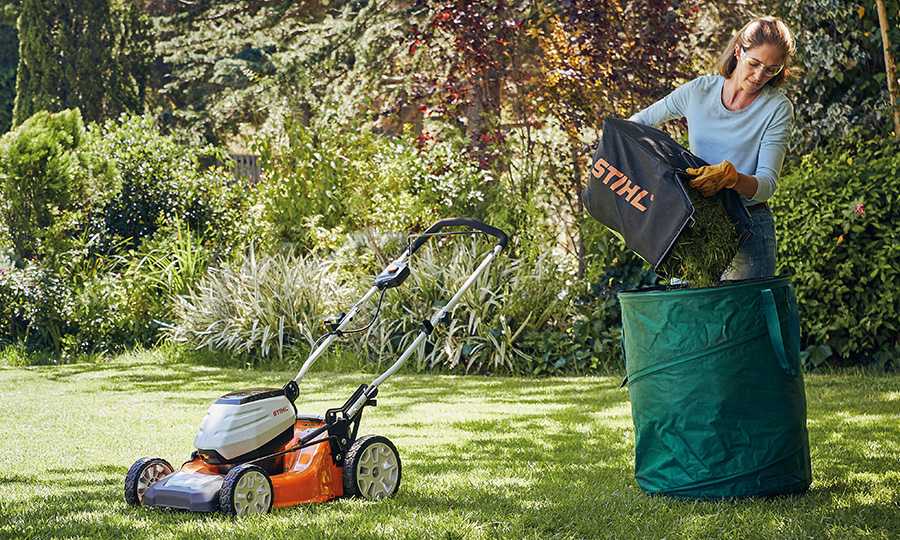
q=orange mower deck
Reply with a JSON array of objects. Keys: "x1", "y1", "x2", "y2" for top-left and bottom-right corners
[{"x1": 176, "y1": 417, "x2": 345, "y2": 508}]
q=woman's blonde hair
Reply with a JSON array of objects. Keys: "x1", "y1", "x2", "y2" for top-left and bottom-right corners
[{"x1": 717, "y1": 16, "x2": 796, "y2": 88}]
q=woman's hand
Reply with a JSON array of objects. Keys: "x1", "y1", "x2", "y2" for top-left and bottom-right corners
[{"x1": 685, "y1": 160, "x2": 739, "y2": 197}]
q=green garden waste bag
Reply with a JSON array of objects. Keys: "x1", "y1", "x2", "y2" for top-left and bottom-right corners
[{"x1": 619, "y1": 277, "x2": 812, "y2": 498}]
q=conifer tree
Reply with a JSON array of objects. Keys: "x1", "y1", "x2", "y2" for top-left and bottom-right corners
[
  {"x1": 0, "y1": 22, "x2": 16, "y2": 132},
  {"x1": 0, "y1": 1, "x2": 18, "y2": 132},
  {"x1": 12, "y1": 0, "x2": 151, "y2": 126}
]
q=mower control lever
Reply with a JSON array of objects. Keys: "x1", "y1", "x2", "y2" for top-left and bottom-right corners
[
  {"x1": 323, "y1": 312, "x2": 346, "y2": 332},
  {"x1": 374, "y1": 261, "x2": 410, "y2": 290}
]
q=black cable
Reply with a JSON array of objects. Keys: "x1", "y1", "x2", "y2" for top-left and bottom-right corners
[
  {"x1": 308, "y1": 329, "x2": 334, "y2": 352},
  {"x1": 312, "y1": 288, "x2": 388, "y2": 347},
  {"x1": 336, "y1": 288, "x2": 388, "y2": 335}
]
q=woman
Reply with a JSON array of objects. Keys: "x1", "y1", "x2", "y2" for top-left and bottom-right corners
[{"x1": 629, "y1": 16, "x2": 796, "y2": 280}]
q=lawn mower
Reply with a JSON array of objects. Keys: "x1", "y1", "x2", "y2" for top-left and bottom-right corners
[{"x1": 124, "y1": 218, "x2": 508, "y2": 516}]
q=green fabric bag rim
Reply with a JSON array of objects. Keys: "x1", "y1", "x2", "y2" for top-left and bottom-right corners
[{"x1": 618, "y1": 275, "x2": 792, "y2": 303}]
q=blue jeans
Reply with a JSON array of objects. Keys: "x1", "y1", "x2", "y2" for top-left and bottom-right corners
[{"x1": 721, "y1": 205, "x2": 776, "y2": 281}]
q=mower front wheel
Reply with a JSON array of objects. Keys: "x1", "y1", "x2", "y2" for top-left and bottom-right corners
[
  {"x1": 219, "y1": 463, "x2": 273, "y2": 516},
  {"x1": 124, "y1": 457, "x2": 174, "y2": 506},
  {"x1": 343, "y1": 435, "x2": 401, "y2": 500}
]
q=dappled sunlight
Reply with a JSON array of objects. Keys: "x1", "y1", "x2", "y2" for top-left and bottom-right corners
[
  {"x1": 590, "y1": 401, "x2": 635, "y2": 431},
  {"x1": 829, "y1": 411, "x2": 897, "y2": 426},
  {"x1": 1, "y1": 357, "x2": 898, "y2": 539}
]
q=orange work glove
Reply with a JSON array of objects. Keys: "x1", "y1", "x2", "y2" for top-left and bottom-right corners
[{"x1": 685, "y1": 160, "x2": 738, "y2": 197}]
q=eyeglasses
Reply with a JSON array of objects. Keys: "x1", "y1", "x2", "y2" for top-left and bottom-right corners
[{"x1": 740, "y1": 47, "x2": 784, "y2": 77}]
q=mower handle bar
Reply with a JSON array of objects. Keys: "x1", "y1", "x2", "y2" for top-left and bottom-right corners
[
  {"x1": 291, "y1": 218, "x2": 508, "y2": 387},
  {"x1": 346, "y1": 241, "x2": 504, "y2": 417},
  {"x1": 409, "y1": 218, "x2": 508, "y2": 255}
]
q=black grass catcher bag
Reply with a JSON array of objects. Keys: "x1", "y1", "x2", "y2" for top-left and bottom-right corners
[{"x1": 581, "y1": 118, "x2": 751, "y2": 269}]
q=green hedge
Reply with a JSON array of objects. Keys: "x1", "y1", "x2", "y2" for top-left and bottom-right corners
[{"x1": 773, "y1": 137, "x2": 899, "y2": 369}]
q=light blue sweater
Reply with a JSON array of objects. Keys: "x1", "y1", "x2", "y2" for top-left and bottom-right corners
[{"x1": 629, "y1": 74, "x2": 793, "y2": 205}]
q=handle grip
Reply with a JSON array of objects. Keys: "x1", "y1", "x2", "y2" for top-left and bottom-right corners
[
  {"x1": 761, "y1": 288, "x2": 797, "y2": 377},
  {"x1": 409, "y1": 218, "x2": 509, "y2": 255}
]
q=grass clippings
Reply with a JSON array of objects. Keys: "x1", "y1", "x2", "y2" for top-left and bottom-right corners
[{"x1": 656, "y1": 186, "x2": 740, "y2": 287}]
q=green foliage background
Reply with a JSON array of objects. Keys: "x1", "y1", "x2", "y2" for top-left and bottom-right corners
[
  {"x1": 0, "y1": 109, "x2": 115, "y2": 264},
  {"x1": 773, "y1": 136, "x2": 900, "y2": 369},
  {"x1": 777, "y1": 0, "x2": 900, "y2": 152},
  {"x1": 0, "y1": 1, "x2": 897, "y2": 371},
  {"x1": 0, "y1": 22, "x2": 15, "y2": 132}
]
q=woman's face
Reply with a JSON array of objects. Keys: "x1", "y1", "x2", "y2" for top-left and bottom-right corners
[{"x1": 733, "y1": 43, "x2": 785, "y2": 93}]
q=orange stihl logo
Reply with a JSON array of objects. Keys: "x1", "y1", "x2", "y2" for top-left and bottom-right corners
[
  {"x1": 273, "y1": 407, "x2": 289, "y2": 416},
  {"x1": 591, "y1": 158, "x2": 654, "y2": 212}
]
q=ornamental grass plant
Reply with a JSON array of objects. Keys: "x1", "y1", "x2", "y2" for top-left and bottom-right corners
[
  {"x1": 165, "y1": 247, "x2": 354, "y2": 360},
  {"x1": 354, "y1": 236, "x2": 568, "y2": 374}
]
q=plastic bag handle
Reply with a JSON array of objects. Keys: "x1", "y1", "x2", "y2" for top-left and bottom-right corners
[{"x1": 761, "y1": 288, "x2": 796, "y2": 376}]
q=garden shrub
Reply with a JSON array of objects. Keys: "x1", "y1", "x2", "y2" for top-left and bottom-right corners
[
  {"x1": 85, "y1": 114, "x2": 233, "y2": 252},
  {"x1": 0, "y1": 109, "x2": 115, "y2": 265},
  {"x1": 117, "y1": 221, "x2": 212, "y2": 342},
  {"x1": 773, "y1": 136, "x2": 899, "y2": 369},
  {"x1": 0, "y1": 245, "x2": 159, "y2": 358},
  {"x1": 66, "y1": 271, "x2": 133, "y2": 355},
  {"x1": 571, "y1": 221, "x2": 659, "y2": 373},
  {"x1": 166, "y1": 235, "x2": 591, "y2": 375},
  {"x1": 257, "y1": 120, "x2": 490, "y2": 251},
  {"x1": 45, "y1": 222, "x2": 212, "y2": 356},
  {"x1": 0, "y1": 259, "x2": 76, "y2": 354},
  {"x1": 190, "y1": 167, "x2": 270, "y2": 258},
  {"x1": 0, "y1": 112, "x2": 248, "y2": 359},
  {"x1": 776, "y1": 0, "x2": 898, "y2": 153}
]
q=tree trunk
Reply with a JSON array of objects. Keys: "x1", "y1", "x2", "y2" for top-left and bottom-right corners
[
  {"x1": 875, "y1": 0, "x2": 900, "y2": 140},
  {"x1": 571, "y1": 144, "x2": 586, "y2": 278},
  {"x1": 465, "y1": 71, "x2": 501, "y2": 168}
]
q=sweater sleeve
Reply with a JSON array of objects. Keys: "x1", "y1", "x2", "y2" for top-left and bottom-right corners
[
  {"x1": 751, "y1": 99, "x2": 794, "y2": 203},
  {"x1": 628, "y1": 78, "x2": 696, "y2": 127}
]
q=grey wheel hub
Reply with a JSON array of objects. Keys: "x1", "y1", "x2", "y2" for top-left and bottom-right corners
[
  {"x1": 233, "y1": 471, "x2": 271, "y2": 515},
  {"x1": 137, "y1": 462, "x2": 172, "y2": 503},
  {"x1": 356, "y1": 442, "x2": 399, "y2": 499}
]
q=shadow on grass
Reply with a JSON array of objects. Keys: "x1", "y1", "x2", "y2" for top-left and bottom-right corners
[
  {"x1": 2, "y1": 361, "x2": 897, "y2": 539},
  {"x1": 392, "y1": 383, "x2": 899, "y2": 539},
  {"x1": 0, "y1": 465, "x2": 223, "y2": 539}
]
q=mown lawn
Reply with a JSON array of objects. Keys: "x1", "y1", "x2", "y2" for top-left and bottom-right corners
[{"x1": 0, "y1": 351, "x2": 897, "y2": 540}]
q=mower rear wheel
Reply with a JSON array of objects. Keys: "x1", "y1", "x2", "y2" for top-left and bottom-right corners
[
  {"x1": 343, "y1": 435, "x2": 401, "y2": 500},
  {"x1": 124, "y1": 457, "x2": 174, "y2": 506},
  {"x1": 219, "y1": 464, "x2": 273, "y2": 516}
]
